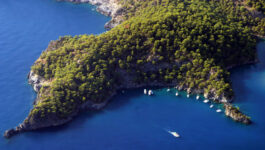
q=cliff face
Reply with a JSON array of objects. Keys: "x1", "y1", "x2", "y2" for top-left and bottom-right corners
[
  {"x1": 224, "y1": 104, "x2": 251, "y2": 124},
  {"x1": 4, "y1": 69, "x2": 113, "y2": 138},
  {"x1": 4, "y1": 71, "x2": 111, "y2": 138},
  {"x1": 4, "y1": 0, "x2": 261, "y2": 138},
  {"x1": 2, "y1": 50, "x2": 235, "y2": 139},
  {"x1": 57, "y1": 0, "x2": 124, "y2": 28},
  {"x1": 28, "y1": 71, "x2": 44, "y2": 93},
  {"x1": 4, "y1": 0, "x2": 125, "y2": 137}
]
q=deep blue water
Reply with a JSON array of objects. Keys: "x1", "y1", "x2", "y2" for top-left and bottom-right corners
[{"x1": 0, "y1": 0, "x2": 265, "y2": 150}]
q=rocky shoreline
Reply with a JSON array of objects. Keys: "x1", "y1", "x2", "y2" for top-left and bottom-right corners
[
  {"x1": 4, "y1": 0, "x2": 125, "y2": 138},
  {"x1": 57, "y1": 0, "x2": 124, "y2": 29},
  {"x1": 3, "y1": 0, "x2": 255, "y2": 139},
  {"x1": 224, "y1": 104, "x2": 251, "y2": 124},
  {"x1": 4, "y1": 62, "x2": 251, "y2": 138},
  {"x1": 4, "y1": 71, "x2": 112, "y2": 138},
  {"x1": 4, "y1": 45, "x2": 254, "y2": 138}
]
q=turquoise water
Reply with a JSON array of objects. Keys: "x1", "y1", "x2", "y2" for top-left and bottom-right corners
[{"x1": 0, "y1": 0, "x2": 265, "y2": 149}]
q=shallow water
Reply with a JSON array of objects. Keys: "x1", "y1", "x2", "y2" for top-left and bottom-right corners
[{"x1": 0, "y1": 0, "x2": 265, "y2": 150}]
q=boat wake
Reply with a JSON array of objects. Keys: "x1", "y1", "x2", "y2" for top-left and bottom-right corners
[{"x1": 166, "y1": 130, "x2": 180, "y2": 138}]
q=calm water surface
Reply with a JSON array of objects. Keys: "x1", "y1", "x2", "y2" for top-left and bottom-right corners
[{"x1": 0, "y1": 0, "x2": 265, "y2": 150}]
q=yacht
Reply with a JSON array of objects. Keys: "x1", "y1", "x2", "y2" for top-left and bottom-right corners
[
  {"x1": 203, "y1": 99, "x2": 209, "y2": 103},
  {"x1": 148, "y1": 90, "x2": 153, "y2": 96},
  {"x1": 168, "y1": 131, "x2": 180, "y2": 138},
  {"x1": 144, "y1": 89, "x2": 147, "y2": 95},
  {"x1": 216, "y1": 109, "x2": 222, "y2": 113}
]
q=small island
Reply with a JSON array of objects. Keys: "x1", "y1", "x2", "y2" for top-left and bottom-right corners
[{"x1": 4, "y1": 0, "x2": 265, "y2": 138}]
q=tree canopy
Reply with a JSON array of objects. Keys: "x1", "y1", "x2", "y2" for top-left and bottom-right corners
[{"x1": 27, "y1": 0, "x2": 264, "y2": 122}]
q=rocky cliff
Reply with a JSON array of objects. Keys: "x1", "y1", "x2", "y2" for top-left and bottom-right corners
[
  {"x1": 224, "y1": 104, "x2": 251, "y2": 124},
  {"x1": 57, "y1": 0, "x2": 124, "y2": 29},
  {"x1": 4, "y1": 0, "x2": 259, "y2": 138},
  {"x1": 4, "y1": 70, "x2": 111, "y2": 138},
  {"x1": 3, "y1": 60, "x2": 244, "y2": 138}
]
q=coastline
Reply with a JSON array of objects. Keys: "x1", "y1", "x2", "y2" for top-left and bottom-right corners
[
  {"x1": 4, "y1": 60, "x2": 251, "y2": 138},
  {"x1": 57, "y1": 0, "x2": 124, "y2": 29},
  {"x1": 3, "y1": 0, "x2": 258, "y2": 138}
]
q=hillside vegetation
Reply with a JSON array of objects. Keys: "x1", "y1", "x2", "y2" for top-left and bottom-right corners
[
  {"x1": 246, "y1": 0, "x2": 265, "y2": 14},
  {"x1": 26, "y1": 0, "x2": 264, "y2": 124}
]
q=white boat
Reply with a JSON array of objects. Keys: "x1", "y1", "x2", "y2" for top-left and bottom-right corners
[
  {"x1": 144, "y1": 89, "x2": 147, "y2": 95},
  {"x1": 210, "y1": 104, "x2": 214, "y2": 108},
  {"x1": 203, "y1": 99, "x2": 209, "y2": 103},
  {"x1": 175, "y1": 92, "x2": 179, "y2": 96},
  {"x1": 187, "y1": 94, "x2": 190, "y2": 98},
  {"x1": 148, "y1": 90, "x2": 153, "y2": 96},
  {"x1": 196, "y1": 95, "x2": 200, "y2": 100},
  {"x1": 167, "y1": 88, "x2": 170, "y2": 92},
  {"x1": 168, "y1": 131, "x2": 180, "y2": 138},
  {"x1": 216, "y1": 109, "x2": 222, "y2": 113}
]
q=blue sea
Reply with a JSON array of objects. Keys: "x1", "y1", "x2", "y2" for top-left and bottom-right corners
[{"x1": 0, "y1": 0, "x2": 265, "y2": 149}]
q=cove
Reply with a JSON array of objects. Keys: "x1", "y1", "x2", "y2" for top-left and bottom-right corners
[{"x1": 0, "y1": 0, "x2": 265, "y2": 150}]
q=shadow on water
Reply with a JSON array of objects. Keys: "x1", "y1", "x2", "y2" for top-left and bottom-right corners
[
  {"x1": 107, "y1": 87, "x2": 166, "y2": 110},
  {"x1": 25, "y1": 41, "x2": 265, "y2": 138},
  {"x1": 24, "y1": 88, "x2": 146, "y2": 137},
  {"x1": 106, "y1": 89, "x2": 143, "y2": 110},
  {"x1": 24, "y1": 111, "x2": 103, "y2": 136},
  {"x1": 229, "y1": 41, "x2": 265, "y2": 103}
]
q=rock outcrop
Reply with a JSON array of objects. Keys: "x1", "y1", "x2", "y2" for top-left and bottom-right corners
[
  {"x1": 4, "y1": 0, "x2": 257, "y2": 139},
  {"x1": 57, "y1": 0, "x2": 124, "y2": 29},
  {"x1": 4, "y1": 123, "x2": 27, "y2": 139},
  {"x1": 4, "y1": 70, "x2": 112, "y2": 138},
  {"x1": 4, "y1": 61, "x2": 245, "y2": 138},
  {"x1": 224, "y1": 104, "x2": 251, "y2": 124},
  {"x1": 28, "y1": 71, "x2": 44, "y2": 93}
]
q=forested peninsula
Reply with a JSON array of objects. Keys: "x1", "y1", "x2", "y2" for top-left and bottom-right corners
[{"x1": 4, "y1": 0, "x2": 265, "y2": 138}]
